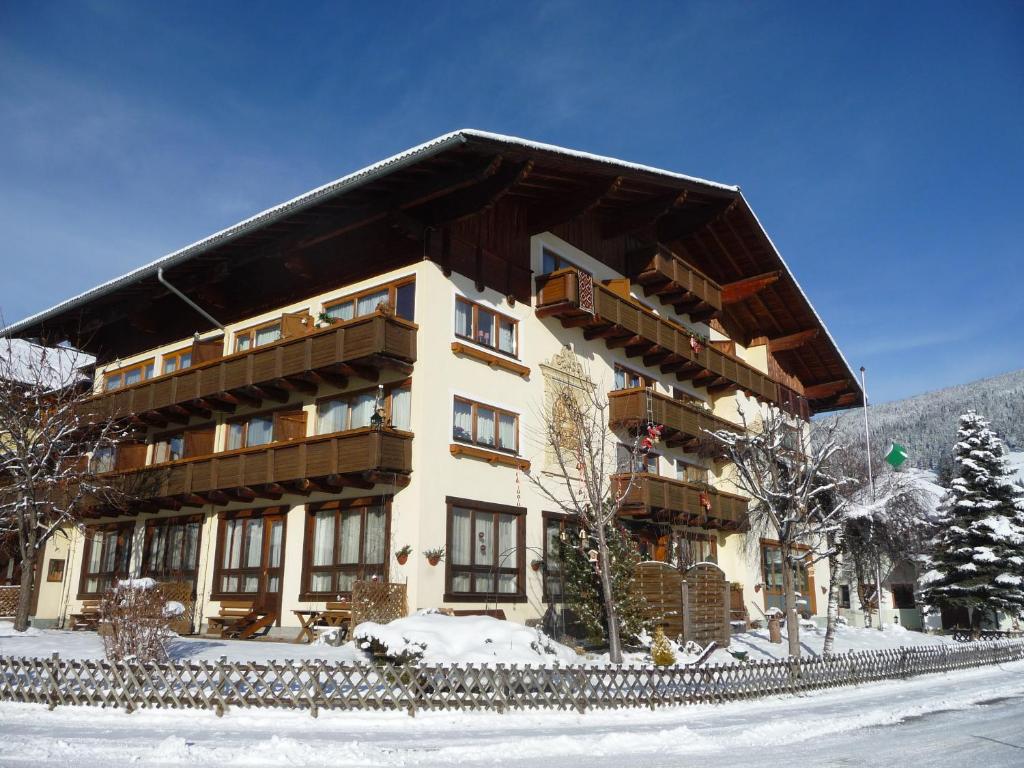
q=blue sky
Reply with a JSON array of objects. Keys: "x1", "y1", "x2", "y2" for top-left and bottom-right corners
[{"x1": 1, "y1": 2, "x2": 1021, "y2": 403}]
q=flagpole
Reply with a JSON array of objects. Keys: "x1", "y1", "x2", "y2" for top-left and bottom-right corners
[{"x1": 859, "y1": 366, "x2": 885, "y2": 631}]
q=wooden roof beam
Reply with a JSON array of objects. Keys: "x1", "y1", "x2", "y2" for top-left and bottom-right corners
[
  {"x1": 527, "y1": 176, "x2": 623, "y2": 234},
  {"x1": 767, "y1": 328, "x2": 819, "y2": 352},
  {"x1": 804, "y1": 379, "x2": 852, "y2": 399},
  {"x1": 415, "y1": 161, "x2": 533, "y2": 227},
  {"x1": 721, "y1": 271, "x2": 781, "y2": 304}
]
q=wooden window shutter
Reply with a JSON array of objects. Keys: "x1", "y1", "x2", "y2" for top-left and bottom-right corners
[
  {"x1": 184, "y1": 426, "x2": 216, "y2": 458},
  {"x1": 275, "y1": 410, "x2": 307, "y2": 442},
  {"x1": 191, "y1": 336, "x2": 225, "y2": 365},
  {"x1": 281, "y1": 311, "x2": 312, "y2": 340},
  {"x1": 114, "y1": 441, "x2": 148, "y2": 471}
]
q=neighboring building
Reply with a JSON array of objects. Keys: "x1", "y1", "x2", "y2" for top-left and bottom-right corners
[{"x1": 2, "y1": 130, "x2": 862, "y2": 635}]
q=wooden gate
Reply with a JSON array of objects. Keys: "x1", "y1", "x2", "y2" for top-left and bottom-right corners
[
  {"x1": 681, "y1": 563, "x2": 730, "y2": 647},
  {"x1": 635, "y1": 561, "x2": 684, "y2": 639}
]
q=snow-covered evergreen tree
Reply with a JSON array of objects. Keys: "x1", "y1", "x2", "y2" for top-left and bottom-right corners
[{"x1": 920, "y1": 411, "x2": 1024, "y2": 625}]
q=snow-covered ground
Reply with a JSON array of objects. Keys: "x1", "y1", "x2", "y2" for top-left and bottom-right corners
[
  {"x1": 1, "y1": 659, "x2": 1021, "y2": 767},
  {"x1": 0, "y1": 616, "x2": 954, "y2": 667}
]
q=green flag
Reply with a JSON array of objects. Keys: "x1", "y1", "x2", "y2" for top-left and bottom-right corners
[{"x1": 884, "y1": 442, "x2": 908, "y2": 468}]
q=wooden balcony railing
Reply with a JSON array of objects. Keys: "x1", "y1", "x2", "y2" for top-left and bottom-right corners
[
  {"x1": 535, "y1": 269, "x2": 779, "y2": 405},
  {"x1": 625, "y1": 245, "x2": 722, "y2": 321},
  {"x1": 608, "y1": 387, "x2": 741, "y2": 450},
  {"x1": 99, "y1": 428, "x2": 412, "y2": 513},
  {"x1": 90, "y1": 313, "x2": 417, "y2": 424},
  {"x1": 613, "y1": 473, "x2": 749, "y2": 532}
]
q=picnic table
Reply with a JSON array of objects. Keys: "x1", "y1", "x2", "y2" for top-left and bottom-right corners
[{"x1": 292, "y1": 601, "x2": 352, "y2": 643}]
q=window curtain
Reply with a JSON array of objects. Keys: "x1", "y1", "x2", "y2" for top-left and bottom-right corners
[
  {"x1": 498, "y1": 414, "x2": 516, "y2": 451},
  {"x1": 451, "y1": 508, "x2": 471, "y2": 566},
  {"x1": 267, "y1": 522, "x2": 283, "y2": 569},
  {"x1": 184, "y1": 523, "x2": 199, "y2": 570},
  {"x1": 390, "y1": 387, "x2": 411, "y2": 430},
  {"x1": 147, "y1": 528, "x2": 166, "y2": 572},
  {"x1": 339, "y1": 511, "x2": 361, "y2": 564},
  {"x1": 474, "y1": 514, "x2": 494, "y2": 566},
  {"x1": 244, "y1": 520, "x2": 263, "y2": 568},
  {"x1": 356, "y1": 290, "x2": 389, "y2": 316},
  {"x1": 246, "y1": 416, "x2": 274, "y2": 446},
  {"x1": 226, "y1": 423, "x2": 245, "y2": 451},
  {"x1": 312, "y1": 511, "x2": 335, "y2": 567},
  {"x1": 498, "y1": 319, "x2": 515, "y2": 355},
  {"x1": 255, "y1": 324, "x2": 281, "y2": 347},
  {"x1": 101, "y1": 532, "x2": 117, "y2": 572},
  {"x1": 326, "y1": 301, "x2": 354, "y2": 322},
  {"x1": 167, "y1": 525, "x2": 184, "y2": 570},
  {"x1": 317, "y1": 399, "x2": 349, "y2": 434},
  {"x1": 476, "y1": 311, "x2": 494, "y2": 346},
  {"x1": 350, "y1": 393, "x2": 374, "y2": 429},
  {"x1": 497, "y1": 514, "x2": 517, "y2": 593},
  {"x1": 476, "y1": 407, "x2": 495, "y2": 446},
  {"x1": 454, "y1": 301, "x2": 471, "y2": 338},
  {"x1": 364, "y1": 509, "x2": 386, "y2": 564},
  {"x1": 453, "y1": 401, "x2": 472, "y2": 442}
]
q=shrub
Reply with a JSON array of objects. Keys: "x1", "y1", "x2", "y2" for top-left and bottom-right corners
[{"x1": 99, "y1": 578, "x2": 175, "y2": 663}]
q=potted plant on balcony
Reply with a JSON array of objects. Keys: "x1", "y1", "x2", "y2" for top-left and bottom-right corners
[
  {"x1": 395, "y1": 545, "x2": 412, "y2": 566},
  {"x1": 423, "y1": 547, "x2": 445, "y2": 566},
  {"x1": 315, "y1": 311, "x2": 340, "y2": 328},
  {"x1": 531, "y1": 558, "x2": 544, "y2": 572}
]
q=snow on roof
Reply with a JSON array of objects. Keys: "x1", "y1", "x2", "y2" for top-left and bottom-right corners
[{"x1": 0, "y1": 338, "x2": 94, "y2": 390}]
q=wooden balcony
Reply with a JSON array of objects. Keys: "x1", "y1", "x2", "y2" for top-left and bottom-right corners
[
  {"x1": 91, "y1": 313, "x2": 417, "y2": 425},
  {"x1": 100, "y1": 428, "x2": 412, "y2": 513},
  {"x1": 625, "y1": 245, "x2": 722, "y2": 322},
  {"x1": 614, "y1": 473, "x2": 749, "y2": 532},
  {"x1": 608, "y1": 387, "x2": 741, "y2": 450},
  {"x1": 535, "y1": 269, "x2": 779, "y2": 405}
]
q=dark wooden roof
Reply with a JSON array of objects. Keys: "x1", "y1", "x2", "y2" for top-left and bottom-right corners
[{"x1": 5, "y1": 130, "x2": 861, "y2": 412}]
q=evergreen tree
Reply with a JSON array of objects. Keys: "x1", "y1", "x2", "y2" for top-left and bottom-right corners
[
  {"x1": 921, "y1": 411, "x2": 1024, "y2": 625},
  {"x1": 558, "y1": 522, "x2": 651, "y2": 645}
]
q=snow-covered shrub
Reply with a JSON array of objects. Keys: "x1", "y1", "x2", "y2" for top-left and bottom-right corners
[{"x1": 99, "y1": 578, "x2": 175, "y2": 663}]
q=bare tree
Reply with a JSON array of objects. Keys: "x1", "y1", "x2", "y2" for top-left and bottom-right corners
[
  {"x1": 710, "y1": 407, "x2": 846, "y2": 658},
  {"x1": 528, "y1": 372, "x2": 646, "y2": 664},
  {"x1": 0, "y1": 337, "x2": 135, "y2": 631}
]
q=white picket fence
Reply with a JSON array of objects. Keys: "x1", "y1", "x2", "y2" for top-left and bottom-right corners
[{"x1": 1, "y1": 640, "x2": 1021, "y2": 717}]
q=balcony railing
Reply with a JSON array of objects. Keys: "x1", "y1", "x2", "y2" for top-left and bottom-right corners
[
  {"x1": 535, "y1": 269, "x2": 779, "y2": 405},
  {"x1": 625, "y1": 245, "x2": 722, "y2": 321},
  {"x1": 100, "y1": 428, "x2": 412, "y2": 512},
  {"x1": 608, "y1": 387, "x2": 741, "y2": 450},
  {"x1": 91, "y1": 313, "x2": 417, "y2": 423},
  {"x1": 613, "y1": 473, "x2": 749, "y2": 531}
]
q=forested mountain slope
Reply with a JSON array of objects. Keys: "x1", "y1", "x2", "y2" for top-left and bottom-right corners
[{"x1": 832, "y1": 369, "x2": 1024, "y2": 470}]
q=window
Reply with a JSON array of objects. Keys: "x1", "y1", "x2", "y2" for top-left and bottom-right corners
[
  {"x1": 79, "y1": 522, "x2": 134, "y2": 596},
  {"x1": 91, "y1": 446, "x2": 116, "y2": 474},
  {"x1": 676, "y1": 458, "x2": 709, "y2": 485},
  {"x1": 152, "y1": 425, "x2": 215, "y2": 464},
  {"x1": 454, "y1": 297, "x2": 518, "y2": 357},
  {"x1": 839, "y1": 584, "x2": 851, "y2": 609},
  {"x1": 316, "y1": 384, "x2": 411, "y2": 435},
  {"x1": 617, "y1": 443, "x2": 657, "y2": 474},
  {"x1": 446, "y1": 497, "x2": 525, "y2": 601},
  {"x1": 47, "y1": 559, "x2": 65, "y2": 583},
  {"x1": 213, "y1": 509, "x2": 286, "y2": 596},
  {"x1": 542, "y1": 513, "x2": 575, "y2": 602},
  {"x1": 453, "y1": 397, "x2": 518, "y2": 453},
  {"x1": 891, "y1": 583, "x2": 916, "y2": 609},
  {"x1": 541, "y1": 248, "x2": 579, "y2": 275},
  {"x1": 677, "y1": 532, "x2": 718, "y2": 568},
  {"x1": 226, "y1": 409, "x2": 307, "y2": 451},
  {"x1": 614, "y1": 365, "x2": 649, "y2": 391},
  {"x1": 103, "y1": 359, "x2": 155, "y2": 391},
  {"x1": 141, "y1": 515, "x2": 202, "y2": 582},
  {"x1": 234, "y1": 320, "x2": 282, "y2": 352},
  {"x1": 761, "y1": 541, "x2": 815, "y2": 614},
  {"x1": 324, "y1": 279, "x2": 416, "y2": 323},
  {"x1": 161, "y1": 348, "x2": 193, "y2": 375},
  {"x1": 303, "y1": 500, "x2": 389, "y2": 598}
]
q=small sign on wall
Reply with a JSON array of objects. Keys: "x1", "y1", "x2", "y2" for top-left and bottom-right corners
[{"x1": 46, "y1": 559, "x2": 65, "y2": 583}]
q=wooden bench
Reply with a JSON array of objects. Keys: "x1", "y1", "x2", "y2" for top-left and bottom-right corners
[
  {"x1": 206, "y1": 600, "x2": 254, "y2": 637},
  {"x1": 70, "y1": 599, "x2": 102, "y2": 631}
]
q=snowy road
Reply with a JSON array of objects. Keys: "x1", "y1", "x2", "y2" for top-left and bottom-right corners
[{"x1": 1, "y1": 662, "x2": 1023, "y2": 767}]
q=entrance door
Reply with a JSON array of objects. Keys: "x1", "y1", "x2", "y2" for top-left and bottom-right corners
[{"x1": 256, "y1": 514, "x2": 285, "y2": 619}]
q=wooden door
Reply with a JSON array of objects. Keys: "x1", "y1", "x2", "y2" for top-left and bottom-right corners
[{"x1": 256, "y1": 514, "x2": 286, "y2": 620}]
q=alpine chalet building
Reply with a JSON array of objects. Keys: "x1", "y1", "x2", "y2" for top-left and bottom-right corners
[{"x1": 3, "y1": 131, "x2": 862, "y2": 637}]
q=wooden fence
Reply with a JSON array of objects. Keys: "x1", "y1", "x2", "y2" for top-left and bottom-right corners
[{"x1": 1, "y1": 640, "x2": 1021, "y2": 717}]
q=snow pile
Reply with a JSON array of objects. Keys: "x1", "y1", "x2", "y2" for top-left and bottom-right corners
[{"x1": 350, "y1": 611, "x2": 584, "y2": 665}]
